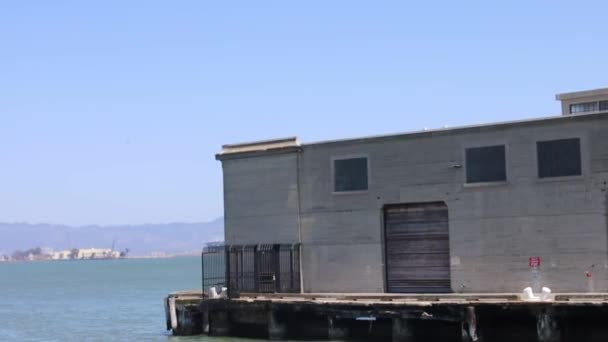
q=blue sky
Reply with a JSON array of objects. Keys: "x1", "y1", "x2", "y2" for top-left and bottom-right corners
[{"x1": 1, "y1": 1, "x2": 606, "y2": 225}]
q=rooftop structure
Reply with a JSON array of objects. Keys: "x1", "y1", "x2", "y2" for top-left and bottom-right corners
[{"x1": 556, "y1": 87, "x2": 608, "y2": 115}]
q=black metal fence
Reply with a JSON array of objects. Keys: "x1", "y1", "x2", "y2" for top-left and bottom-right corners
[
  {"x1": 202, "y1": 244, "x2": 301, "y2": 298},
  {"x1": 201, "y1": 245, "x2": 227, "y2": 291}
]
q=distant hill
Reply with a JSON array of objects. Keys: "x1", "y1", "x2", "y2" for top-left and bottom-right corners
[{"x1": 0, "y1": 218, "x2": 224, "y2": 256}]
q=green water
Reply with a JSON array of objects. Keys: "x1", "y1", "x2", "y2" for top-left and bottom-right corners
[{"x1": 0, "y1": 257, "x2": 257, "y2": 342}]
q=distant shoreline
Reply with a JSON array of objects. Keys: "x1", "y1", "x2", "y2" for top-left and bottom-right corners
[
  {"x1": 0, "y1": 253, "x2": 202, "y2": 263},
  {"x1": 126, "y1": 253, "x2": 201, "y2": 259}
]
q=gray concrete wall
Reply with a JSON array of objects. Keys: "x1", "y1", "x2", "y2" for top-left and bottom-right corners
[
  {"x1": 220, "y1": 113, "x2": 608, "y2": 293},
  {"x1": 222, "y1": 153, "x2": 300, "y2": 245}
]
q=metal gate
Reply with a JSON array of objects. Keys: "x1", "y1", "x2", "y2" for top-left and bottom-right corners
[
  {"x1": 202, "y1": 244, "x2": 300, "y2": 298},
  {"x1": 384, "y1": 202, "x2": 451, "y2": 293}
]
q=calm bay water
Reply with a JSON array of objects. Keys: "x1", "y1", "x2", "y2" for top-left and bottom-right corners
[{"x1": 0, "y1": 257, "x2": 256, "y2": 342}]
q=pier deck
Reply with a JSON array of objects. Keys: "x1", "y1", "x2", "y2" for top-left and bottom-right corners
[{"x1": 165, "y1": 291, "x2": 608, "y2": 341}]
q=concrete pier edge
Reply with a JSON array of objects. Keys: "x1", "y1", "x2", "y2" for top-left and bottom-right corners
[{"x1": 165, "y1": 291, "x2": 608, "y2": 341}]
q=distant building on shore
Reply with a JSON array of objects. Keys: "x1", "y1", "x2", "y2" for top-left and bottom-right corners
[
  {"x1": 51, "y1": 250, "x2": 73, "y2": 260},
  {"x1": 6, "y1": 247, "x2": 124, "y2": 262},
  {"x1": 50, "y1": 248, "x2": 122, "y2": 260},
  {"x1": 75, "y1": 248, "x2": 121, "y2": 260}
]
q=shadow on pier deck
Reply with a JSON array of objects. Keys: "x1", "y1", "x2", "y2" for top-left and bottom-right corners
[{"x1": 165, "y1": 291, "x2": 608, "y2": 341}]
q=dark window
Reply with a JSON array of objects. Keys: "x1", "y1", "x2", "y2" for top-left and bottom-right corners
[
  {"x1": 570, "y1": 102, "x2": 598, "y2": 114},
  {"x1": 600, "y1": 101, "x2": 608, "y2": 111},
  {"x1": 465, "y1": 145, "x2": 507, "y2": 183},
  {"x1": 537, "y1": 138, "x2": 582, "y2": 178},
  {"x1": 334, "y1": 157, "x2": 368, "y2": 192}
]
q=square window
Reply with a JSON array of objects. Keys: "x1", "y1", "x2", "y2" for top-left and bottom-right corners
[
  {"x1": 334, "y1": 157, "x2": 368, "y2": 192},
  {"x1": 465, "y1": 145, "x2": 507, "y2": 183},
  {"x1": 600, "y1": 101, "x2": 608, "y2": 111},
  {"x1": 537, "y1": 138, "x2": 582, "y2": 178}
]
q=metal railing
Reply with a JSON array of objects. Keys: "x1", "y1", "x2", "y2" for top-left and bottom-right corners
[
  {"x1": 201, "y1": 245, "x2": 227, "y2": 291},
  {"x1": 202, "y1": 243, "x2": 301, "y2": 298}
]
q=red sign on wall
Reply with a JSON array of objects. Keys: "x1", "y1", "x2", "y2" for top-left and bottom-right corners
[{"x1": 529, "y1": 256, "x2": 541, "y2": 268}]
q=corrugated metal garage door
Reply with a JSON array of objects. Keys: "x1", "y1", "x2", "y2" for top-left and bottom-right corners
[{"x1": 384, "y1": 202, "x2": 451, "y2": 293}]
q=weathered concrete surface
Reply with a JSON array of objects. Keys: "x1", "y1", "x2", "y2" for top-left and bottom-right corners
[
  {"x1": 327, "y1": 316, "x2": 349, "y2": 339},
  {"x1": 219, "y1": 111, "x2": 608, "y2": 293},
  {"x1": 537, "y1": 308, "x2": 562, "y2": 342},
  {"x1": 221, "y1": 153, "x2": 301, "y2": 245},
  {"x1": 165, "y1": 291, "x2": 206, "y2": 336},
  {"x1": 167, "y1": 291, "x2": 608, "y2": 340},
  {"x1": 268, "y1": 309, "x2": 287, "y2": 340},
  {"x1": 209, "y1": 310, "x2": 230, "y2": 336},
  {"x1": 184, "y1": 294, "x2": 608, "y2": 341},
  {"x1": 392, "y1": 318, "x2": 414, "y2": 342},
  {"x1": 461, "y1": 306, "x2": 478, "y2": 342}
]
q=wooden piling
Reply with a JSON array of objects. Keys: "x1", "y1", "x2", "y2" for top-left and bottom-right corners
[
  {"x1": 328, "y1": 317, "x2": 349, "y2": 340},
  {"x1": 209, "y1": 310, "x2": 230, "y2": 336},
  {"x1": 268, "y1": 310, "x2": 287, "y2": 340},
  {"x1": 461, "y1": 306, "x2": 478, "y2": 342},
  {"x1": 392, "y1": 318, "x2": 414, "y2": 342},
  {"x1": 537, "y1": 308, "x2": 561, "y2": 342}
]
